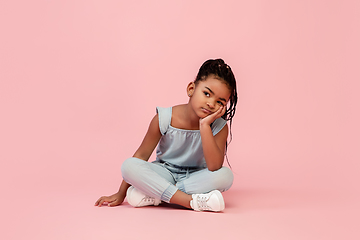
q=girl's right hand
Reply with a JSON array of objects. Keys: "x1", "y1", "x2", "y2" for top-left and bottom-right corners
[
  {"x1": 95, "y1": 192, "x2": 125, "y2": 207},
  {"x1": 200, "y1": 106, "x2": 226, "y2": 127}
]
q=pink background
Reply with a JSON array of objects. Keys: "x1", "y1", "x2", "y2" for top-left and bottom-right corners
[{"x1": 1, "y1": 0, "x2": 359, "y2": 239}]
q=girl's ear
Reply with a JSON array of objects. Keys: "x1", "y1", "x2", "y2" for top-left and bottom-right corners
[{"x1": 187, "y1": 82, "x2": 195, "y2": 97}]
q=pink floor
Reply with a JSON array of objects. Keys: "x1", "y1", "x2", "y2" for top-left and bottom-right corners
[
  {"x1": 3, "y1": 181, "x2": 360, "y2": 239},
  {"x1": 2, "y1": 135, "x2": 359, "y2": 239}
]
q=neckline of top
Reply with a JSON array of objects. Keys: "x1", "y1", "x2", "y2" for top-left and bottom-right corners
[
  {"x1": 168, "y1": 125, "x2": 200, "y2": 132},
  {"x1": 168, "y1": 106, "x2": 200, "y2": 132}
]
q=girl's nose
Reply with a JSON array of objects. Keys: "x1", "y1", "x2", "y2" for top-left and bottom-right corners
[{"x1": 207, "y1": 102, "x2": 215, "y2": 109}]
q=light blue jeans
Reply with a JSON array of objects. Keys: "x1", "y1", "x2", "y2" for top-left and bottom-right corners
[{"x1": 121, "y1": 157, "x2": 234, "y2": 203}]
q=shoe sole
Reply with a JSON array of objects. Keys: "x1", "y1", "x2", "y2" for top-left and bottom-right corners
[
  {"x1": 211, "y1": 190, "x2": 225, "y2": 212},
  {"x1": 126, "y1": 186, "x2": 161, "y2": 207},
  {"x1": 126, "y1": 186, "x2": 137, "y2": 206}
]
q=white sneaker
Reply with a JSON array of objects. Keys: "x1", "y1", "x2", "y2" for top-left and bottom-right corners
[
  {"x1": 126, "y1": 186, "x2": 161, "y2": 207},
  {"x1": 190, "y1": 190, "x2": 225, "y2": 212}
]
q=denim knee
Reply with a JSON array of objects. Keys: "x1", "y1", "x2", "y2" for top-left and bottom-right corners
[
  {"x1": 211, "y1": 167, "x2": 234, "y2": 192},
  {"x1": 121, "y1": 157, "x2": 142, "y2": 183}
]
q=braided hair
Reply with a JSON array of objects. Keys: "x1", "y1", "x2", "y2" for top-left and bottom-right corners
[{"x1": 194, "y1": 59, "x2": 237, "y2": 121}]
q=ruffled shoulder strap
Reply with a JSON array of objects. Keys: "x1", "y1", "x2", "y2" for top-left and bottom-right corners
[{"x1": 156, "y1": 106, "x2": 172, "y2": 135}]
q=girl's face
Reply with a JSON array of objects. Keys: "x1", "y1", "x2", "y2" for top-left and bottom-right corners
[{"x1": 188, "y1": 75, "x2": 231, "y2": 118}]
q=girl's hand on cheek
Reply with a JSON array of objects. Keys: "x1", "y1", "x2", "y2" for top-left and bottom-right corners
[{"x1": 199, "y1": 106, "x2": 226, "y2": 127}]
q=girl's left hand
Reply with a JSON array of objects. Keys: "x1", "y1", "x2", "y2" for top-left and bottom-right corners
[{"x1": 199, "y1": 106, "x2": 226, "y2": 126}]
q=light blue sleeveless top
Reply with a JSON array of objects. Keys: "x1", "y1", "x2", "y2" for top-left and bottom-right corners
[{"x1": 155, "y1": 106, "x2": 227, "y2": 168}]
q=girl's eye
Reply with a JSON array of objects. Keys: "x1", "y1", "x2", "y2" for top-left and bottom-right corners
[
  {"x1": 217, "y1": 101, "x2": 224, "y2": 106},
  {"x1": 204, "y1": 91, "x2": 210, "y2": 97}
]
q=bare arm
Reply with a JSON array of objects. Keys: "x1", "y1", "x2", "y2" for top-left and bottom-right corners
[
  {"x1": 132, "y1": 114, "x2": 162, "y2": 161},
  {"x1": 95, "y1": 114, "x2": 162, "y2": 207},
  {"x1": 199, "y1": 106, "x2": 228, "y2": 171}
]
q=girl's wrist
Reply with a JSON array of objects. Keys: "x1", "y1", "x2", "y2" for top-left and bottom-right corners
[
  {"x1": 116, "y1": 186, "x2": 128, "y2": 196},
  {"x1": 116, "y1": 190, "x2": 126, "y2": 199},
  {"x1": 199, "y1": 121, "x2": 211, "y2": 130}
]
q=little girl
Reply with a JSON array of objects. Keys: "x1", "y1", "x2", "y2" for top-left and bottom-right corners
[{"x1": 95, "y1": 59, "x2": 238, "y2": 212}]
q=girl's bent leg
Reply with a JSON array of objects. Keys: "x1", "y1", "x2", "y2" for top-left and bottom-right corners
[
  {"x1": 169, "y1": 167, "x2": 233, "y2": 211},
  {"x1": 176, "y1": 167, "x2": 234, "y2": 195},
  {"x1": 121, "y1": 157, "x2": 178, "y2": 203}
]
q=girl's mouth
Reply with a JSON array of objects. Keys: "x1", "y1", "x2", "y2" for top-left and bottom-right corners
[{"x1": 201, "y1": 108, "x2": 212, "y2": 114}]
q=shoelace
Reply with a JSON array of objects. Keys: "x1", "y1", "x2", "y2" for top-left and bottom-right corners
[
  {"x1": 143, "y1": 196, "x2": 154, "y2": 203},
  {"x1": 197, "y1": 195, "x2": 211, "y2": 210}
]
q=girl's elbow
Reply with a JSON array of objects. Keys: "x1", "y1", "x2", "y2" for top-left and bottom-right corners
[
  {"x1": 207, "y1": 164, "x2": 223, "y2": 172},
  {"x1": 205, "y1": 156, "x2": 224, "y2": 171},
  {"x1": 208, "y1": 168, "x2": 220, "y2": 172}
]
